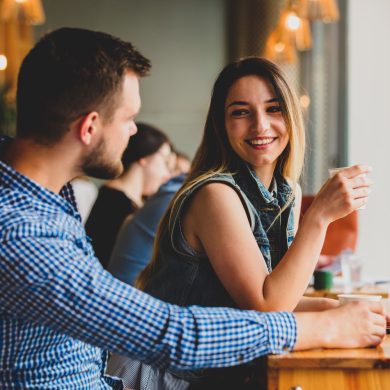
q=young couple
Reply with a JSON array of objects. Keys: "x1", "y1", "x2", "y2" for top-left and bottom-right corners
[{"x1": 0, "y1": 28, "x2": 386, "y2": 390}]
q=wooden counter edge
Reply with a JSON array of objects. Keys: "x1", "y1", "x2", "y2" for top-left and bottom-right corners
[{"x1": 268, "y1": 336, "x2": 390, "y2": 369}]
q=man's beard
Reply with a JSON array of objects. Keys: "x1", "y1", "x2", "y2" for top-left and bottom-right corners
[{"x1": 81, "y1": 138, "x2": 124, "y2": 180}]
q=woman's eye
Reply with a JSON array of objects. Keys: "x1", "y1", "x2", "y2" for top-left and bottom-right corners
[
  {"x1": 267, "y1": 105, "x2": 282, "y2": 113},
  {"x1": 231, "y1": 109, "x2": 249, "y2": 116}
]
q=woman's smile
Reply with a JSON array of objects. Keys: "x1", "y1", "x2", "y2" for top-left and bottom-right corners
[{"x1": 245, "y1": 136, "x2": 277, "y2": 149}]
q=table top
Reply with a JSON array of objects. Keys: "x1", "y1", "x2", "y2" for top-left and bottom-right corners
[
  {"x1": 305, "y1": 285, "x2": 389, "y2": 299},
  {"x1": 268, "y1": 336, "x2": 390, "y2": 369}
]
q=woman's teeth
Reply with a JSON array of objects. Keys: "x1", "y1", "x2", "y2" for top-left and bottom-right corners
[{"x1": 248, "y1": 138, "x2": 274, "y2": 146}]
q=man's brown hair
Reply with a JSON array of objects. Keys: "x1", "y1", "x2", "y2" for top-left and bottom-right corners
[{"x1": 16, "y1": 27, "x2": 151, "y2": 145}]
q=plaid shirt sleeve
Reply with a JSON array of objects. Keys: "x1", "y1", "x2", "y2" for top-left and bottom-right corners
[{"x1": 1, "y1": 232, "x2": 296, "y2": 371}]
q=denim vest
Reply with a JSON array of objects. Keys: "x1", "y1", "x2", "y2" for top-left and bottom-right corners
[
  {"x1": 145, "y1": 165, "x2": 295, "y2": 310},
  {"x1": 144, "y1": 166, "x2": 295, "y2": 385}
]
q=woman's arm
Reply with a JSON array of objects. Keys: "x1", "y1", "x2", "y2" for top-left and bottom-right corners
[
  {"x1": 292, "y1": 194, "x2": 341, "y2": 313},
  {"x1": 293, "y1": 182, "x2": 302, "y2": 234},
  {"x1": 183, "y1": 165, "x2": 371, "y2": 312}
]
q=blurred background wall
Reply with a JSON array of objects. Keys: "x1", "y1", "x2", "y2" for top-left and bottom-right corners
[
  {"x1": 1, "y1": 0, "x2": 389, "y2": 278},
  {"x1": 348, "y1": 0, "x2": 390, "y2": 278},
  {"x1": 36, "y1": 0, "x2": 226, "y2": 157}
]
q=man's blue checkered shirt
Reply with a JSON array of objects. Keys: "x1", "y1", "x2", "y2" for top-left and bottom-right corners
[{"x1": 0, "y1": 146, "x2": 297, "y2": 389}]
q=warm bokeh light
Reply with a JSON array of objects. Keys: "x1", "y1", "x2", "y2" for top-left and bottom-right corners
[
  {"x1": 300, "y1": 94, "x2": 311, "y2": 109},
  {"x1": 0, "y1": 55, "x2": 8, "y2": 71},
  {"x1": 274, "y1": 42, "x2": 285, "y2": 53},
  {"x1": 286, "y1": 13, "x2": 301, "y2": 31}
]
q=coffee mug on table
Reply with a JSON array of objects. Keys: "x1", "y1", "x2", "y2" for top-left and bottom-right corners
[{"x1": 337, "y1": 294, "x2": 382, "y2": 303}]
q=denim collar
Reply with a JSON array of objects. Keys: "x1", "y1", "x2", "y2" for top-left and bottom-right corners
[{"x1": 234, "y1": 162, "x2": 293, "y2": 207}]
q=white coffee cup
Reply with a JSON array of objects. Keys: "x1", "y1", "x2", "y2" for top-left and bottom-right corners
[
  {"x1": 328, "y1": 166, "x2": 367, "y2": 210},
  {"x1": 328, "y1": 166, "x2": 349, "y2": 177},
  {"x1": 337, "y1": 294, "x2": 382, "y2": 304}
]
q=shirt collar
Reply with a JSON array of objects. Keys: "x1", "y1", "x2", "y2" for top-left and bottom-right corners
[
  {"x1": 0, "y1": 136, "x2": 80, "y2": 219},
  {"x1": 269, "y1": 177, "x2": 278, "y2": 199},
  {"x1": 235, "y1": 162, "x2": 293, "y2": 205}
]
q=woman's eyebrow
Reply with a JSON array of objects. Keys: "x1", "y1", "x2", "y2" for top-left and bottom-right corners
[
  {"x1": 226, "y1": 100, "x2": 248, "y2": 108},
  {"x1": 266, "y1": 97, "x2": 280, "y2": 103},
  {"x1": 226, "y1": 97, "x2": 280, "y2": 108}
]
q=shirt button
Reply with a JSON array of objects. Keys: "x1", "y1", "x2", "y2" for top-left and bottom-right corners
[{"x1": 237, "y1": 354, "x2": 244, "y2": 363}]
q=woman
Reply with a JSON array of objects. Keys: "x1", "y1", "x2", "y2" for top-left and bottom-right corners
[
  {"x1": 113, "y1": 58, "x2": 371, "y2": 388},
  {"x1": 86, "y1": 122, "x2": 172, "y2": 268}
]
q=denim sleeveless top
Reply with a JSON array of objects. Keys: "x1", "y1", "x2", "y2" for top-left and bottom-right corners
[
  {"x1": 145, "y1": 164, "x2": 295, "y2": 307},
  {"x1": 144, "y1": 165, "x2": 295, "y2": 384}
]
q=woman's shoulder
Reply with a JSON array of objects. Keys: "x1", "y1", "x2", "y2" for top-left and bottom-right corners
[
  {"x1": 184, "y1": 172, "x2": 239, "y2": 195},
  {"x1": 171, "y1": 171, "x2": 249, "y2": 222},
  {"x1": 186, "y1": 176, "x2": 250, "y2": 218}
]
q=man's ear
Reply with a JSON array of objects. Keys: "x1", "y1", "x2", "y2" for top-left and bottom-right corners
[
  {"x1": 78, "y1": 112, "x2": 100, "y2": 145},
  {"x1": 138, "y1": 157, "x2": 148, "y2": 167}
]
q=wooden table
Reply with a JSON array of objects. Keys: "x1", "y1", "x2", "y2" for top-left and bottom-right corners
[
  {"x1": 304, "y1": 285, "x2": 389, "y2": 300},
  {"x1": 268, "y1": 335, "x2": 390, "y2": 390}
]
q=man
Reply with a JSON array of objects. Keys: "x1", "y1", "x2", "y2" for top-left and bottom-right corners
[{"x1": 0, "y1": 28, "x2": 386, "y2": 389}]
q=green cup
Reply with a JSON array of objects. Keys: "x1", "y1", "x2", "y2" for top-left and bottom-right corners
[{"x1": 313, "y1": 270, "x2": 333, "y2": 290}]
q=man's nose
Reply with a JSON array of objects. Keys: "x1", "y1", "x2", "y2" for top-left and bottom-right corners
[{"x1": 129, "y1": 123, "x2": 138, "y2": 137}]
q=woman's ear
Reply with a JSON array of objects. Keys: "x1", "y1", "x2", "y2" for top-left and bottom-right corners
[{"x1": 78, "y1": 112, "x2": 100, "y2": 145}]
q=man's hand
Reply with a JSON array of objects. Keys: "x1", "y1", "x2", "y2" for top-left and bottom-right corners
[{"x1": 294, "y1": 301, "x2": 386, "y2": 350}]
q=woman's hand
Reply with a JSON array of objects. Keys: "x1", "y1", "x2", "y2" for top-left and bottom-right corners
[{"x1": 307, "y1": 165, "x2": 372, "y2": 226}]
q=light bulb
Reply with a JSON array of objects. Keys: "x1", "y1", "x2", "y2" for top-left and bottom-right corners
[
  {"x1": 0, "y1": 55, "x2": 7, "y2": 71},
  {"x1": 286, "y1": 13, "x2": 301, "y2": 31}
]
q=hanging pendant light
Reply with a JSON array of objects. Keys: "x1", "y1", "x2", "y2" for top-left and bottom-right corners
[
  {"x1": 299, "y1": 0, "x2": 339, "y2": 23},
  {"x1": 0, "y1": 0, "x2": 46, "y2": 25},
  {"x1": 279, "y1": 3, "x2": 312, "y2": 51},
  {"x1": 263, "y1": 0, "x2": 314, "y2": 64}
]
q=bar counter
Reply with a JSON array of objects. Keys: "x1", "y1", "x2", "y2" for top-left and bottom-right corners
[{"x1": 268, "y1": 335, "x2": 390, "y2": 389}]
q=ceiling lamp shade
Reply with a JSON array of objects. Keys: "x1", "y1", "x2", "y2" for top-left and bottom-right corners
[
  {"x1": 279, "y1": 4, "x2": 312, "y2": 51},
  {"x1": 299, "y1": 0, "x2": 339, "y2": 23},
  {"x1": 0, "y1": 0, "x2": 45, "y2": 25}
]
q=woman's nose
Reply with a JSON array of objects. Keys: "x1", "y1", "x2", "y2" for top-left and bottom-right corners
[{"x1": 254, "y1": 111, "x2": 270, "y2": 133}]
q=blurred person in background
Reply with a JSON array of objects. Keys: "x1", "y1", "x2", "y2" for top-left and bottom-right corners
[
  {"x1": 172, "y1": 150, "x2": 191, "y2": 176},
  {"x1": 108, "y1": 149, "x2": 190, "y2": 285},
  {"x1": 86, "y1": 122, "x2": 171, "y2": 267}
]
